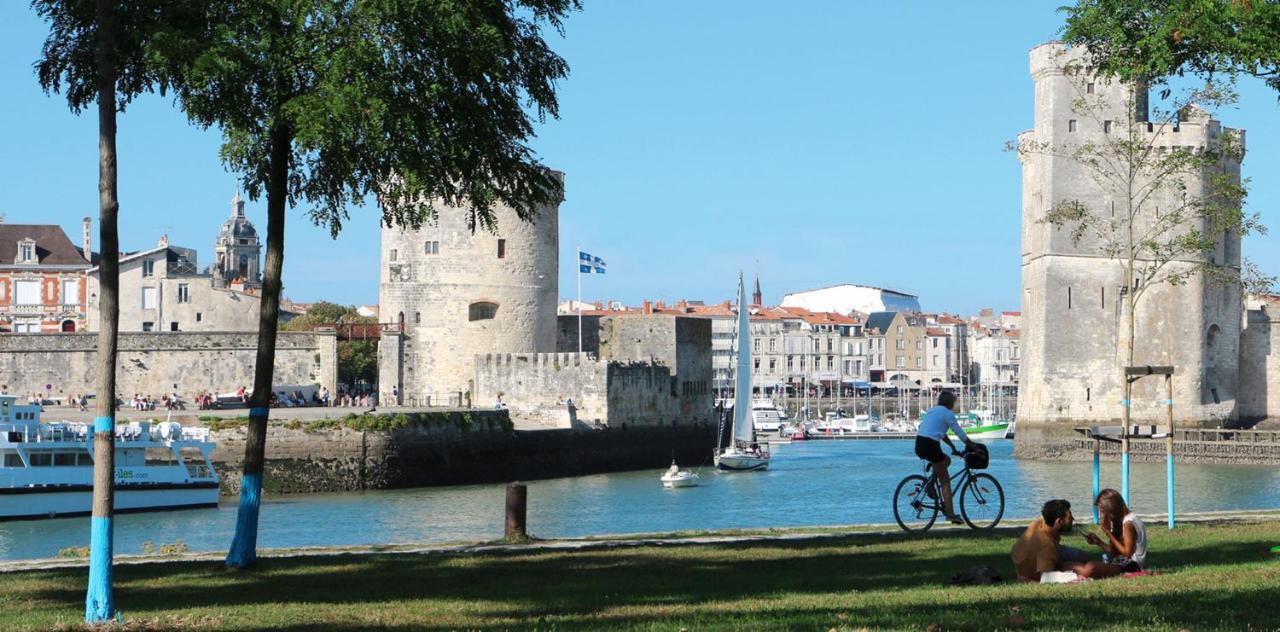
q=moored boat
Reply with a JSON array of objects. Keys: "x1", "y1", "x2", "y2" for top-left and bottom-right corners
[{"x1": 0, "y1": 396, "x2": 220, "y2": 520}]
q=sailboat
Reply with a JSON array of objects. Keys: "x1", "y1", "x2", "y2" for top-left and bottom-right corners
[{"x1": 715, "y1": 273, "x2": 770, "y2": 472}]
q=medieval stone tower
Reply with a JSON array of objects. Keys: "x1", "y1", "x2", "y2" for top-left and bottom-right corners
[
  {"x1": 213, "y1": 192, "x2": 262, "y2": 289},
  {"x1": 1015, "y1": 42, "x2": 1245, "y2": 455},
  {"x1": 378, "y1": 179, "x2": 562, "y2": 404}
]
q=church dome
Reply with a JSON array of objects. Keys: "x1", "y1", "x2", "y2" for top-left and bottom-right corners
[{"x1": 219, "y1": 192, "x2": 259, "y2": 243}]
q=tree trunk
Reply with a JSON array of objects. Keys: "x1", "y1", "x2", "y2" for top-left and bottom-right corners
[
  {"x1": 86, "y1": 0, "x2": 119, "y2": 621},
  {"x1": 225, "y1": 121, "x2": 290, "y2": 569}
]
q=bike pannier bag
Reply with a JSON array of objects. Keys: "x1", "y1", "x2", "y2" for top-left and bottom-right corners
[{"x1": 965, "y1": 443, "x2": 989, "y2": 470}]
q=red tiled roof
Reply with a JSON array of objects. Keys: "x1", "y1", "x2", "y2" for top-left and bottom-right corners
[{"x1": 925, "y1": 327, "x2": 947, "y2": 336}]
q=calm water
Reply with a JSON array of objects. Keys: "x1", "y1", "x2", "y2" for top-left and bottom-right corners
[{"x1": 3, "y1": 440, "x2": 1278, "y2": 560}]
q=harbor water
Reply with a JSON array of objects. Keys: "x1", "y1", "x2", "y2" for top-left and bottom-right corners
[{"x1": 2, "y1": 440, "x2": 1278, "y2": 561}]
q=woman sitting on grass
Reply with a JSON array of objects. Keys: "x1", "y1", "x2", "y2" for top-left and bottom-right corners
[{"x1": 1068, "y1": 488, "x2": 1147, "y2": 579}]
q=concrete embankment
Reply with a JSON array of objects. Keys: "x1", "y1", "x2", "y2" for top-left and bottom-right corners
[
  {"x1": 1015, "y1": 423, "x2": 1280, "y2": 465},
  {"x1": 208, "y1": 411, "x2": 718, "y2": 494}
]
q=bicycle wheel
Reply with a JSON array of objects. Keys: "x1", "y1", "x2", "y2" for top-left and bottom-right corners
[
  {"x1": 893, "y1": 474, "x2": 938, "y2": 532},
  {"x1": 960, "y1": 472, "x2": 1005, "y2": 530}
]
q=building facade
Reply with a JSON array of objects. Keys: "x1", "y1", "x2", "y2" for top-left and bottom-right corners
[
  {"x1": 86, "y1": 196, "x2": 264, "y2": 333},
  {"x1": 378, "y1": 180, "x2": 562, "y2": 403},
  {"x1": 1016, "y1": 42, "x2": 1246, "y2": 454},
  {"x1": 0, "y1": 220, "x2": 91, "y2": 333}
]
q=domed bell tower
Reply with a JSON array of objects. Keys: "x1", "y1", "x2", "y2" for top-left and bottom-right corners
[{"x1": 213, "y1": 192, "x2": 262, "y2": 289}]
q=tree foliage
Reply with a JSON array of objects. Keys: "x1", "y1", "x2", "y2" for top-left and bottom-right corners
[
  {"x1": 172, "y1": 0, "x2": 575, "y2": 236},
  {"x1": 1061, "y1": 0, "x2": 1280, "y2": 91}
]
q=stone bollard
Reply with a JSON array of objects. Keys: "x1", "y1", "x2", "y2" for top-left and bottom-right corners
[{"x1": 505, "y1": 482, "x2": 527, "y2": 539}]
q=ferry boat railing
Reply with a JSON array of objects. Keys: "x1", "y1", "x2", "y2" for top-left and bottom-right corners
[{"x1": 184, "y1": 461, "x2": 215, "y2": 479}]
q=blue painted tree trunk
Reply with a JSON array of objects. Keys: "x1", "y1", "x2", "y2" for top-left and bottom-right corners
[
  {"x1": 226, "y1": 407, "x2": 270, "y2": 568},
  {"x1": 85, "y1": 416, "x2": 114, "y2": 622}
]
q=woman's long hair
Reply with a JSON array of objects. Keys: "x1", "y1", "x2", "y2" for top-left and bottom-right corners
[{"x1": 1095, "y1": 488, "x2": 1129, "y2": 539}]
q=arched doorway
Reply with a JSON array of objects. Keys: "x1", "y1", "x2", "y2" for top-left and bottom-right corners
[{"x1": 61, "y1": 320, "x2": 76, "y2": 332}]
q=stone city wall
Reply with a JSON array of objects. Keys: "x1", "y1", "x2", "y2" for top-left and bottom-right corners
[
  {"x1": 473, "y1": 352, "x2": 608, "y2": 427},
  {"x1": 1238, "y1": 305, "x2": 1279, "y2": 423},
  {"x1": 0, "y1": 331, "x2": 337, "y2": 400},
  {"x1": 210, "y1": 412, "x2": 717, "y2": 494}
]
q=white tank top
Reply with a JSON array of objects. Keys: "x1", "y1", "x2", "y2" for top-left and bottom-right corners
[{"x1": 1120, "y1": 513, "x2": 1147, "y2": 569}]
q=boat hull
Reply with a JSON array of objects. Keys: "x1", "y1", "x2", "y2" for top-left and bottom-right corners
[
  {"x1": 715, "y1": 452, "x2": 769, "y2": 471},
  {"x1": 0, "y1": 483, "x2": 219, "y2": 520},
  {"x1": 949, "y1": 423, "x2": 1010, "y2": 440},
  {"x1": 660, "y1": 473, "x2": 699, "y2": 488}
]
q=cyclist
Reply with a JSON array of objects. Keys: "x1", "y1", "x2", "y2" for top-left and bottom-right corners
[{"x1": 914, "y1": 389, "x2": 976, "y2": 524}]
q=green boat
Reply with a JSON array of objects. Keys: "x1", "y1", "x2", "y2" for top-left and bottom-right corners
[{"x1": 949, "y1": 412, "x2": 1011, "y2": 440}]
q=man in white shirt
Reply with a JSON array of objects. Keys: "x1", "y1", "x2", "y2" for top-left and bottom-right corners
[{"x1": 914, "y1": 390, "x2": 976, "y2": 524}]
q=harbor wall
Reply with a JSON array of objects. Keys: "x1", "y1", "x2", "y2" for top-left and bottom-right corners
[
  {"x1": 0, "y1": 331, "x2": 338, "y2": 400},
  {"x1": 209, "y1": 412, "x2": 717, "y2": 494}
]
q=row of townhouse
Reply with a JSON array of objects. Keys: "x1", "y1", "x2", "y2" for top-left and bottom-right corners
[{"x1": 567, "y1": 295, "x2": 1013, "y2": 396}]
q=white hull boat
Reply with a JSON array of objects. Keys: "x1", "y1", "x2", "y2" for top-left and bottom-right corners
[
  {"x1": 751, "y1": 400, "x2": 786, "y2": 433},
  {"x1": 0, "y1": 397, "x2": 220, "y2": 520},
  {"x1": 714, "y1": 450, "x2": 770, "y2": 471},
  {"x1": 660, "y1": 470, "x2": 699, "y2": 488},
  {"x1": 715, "y1": 273, "x2": 770, "y2": 472}
]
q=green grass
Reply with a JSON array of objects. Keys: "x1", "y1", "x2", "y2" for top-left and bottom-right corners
[{"x1": 1, "y1": 522, "x2": 1277, "y2": 630}]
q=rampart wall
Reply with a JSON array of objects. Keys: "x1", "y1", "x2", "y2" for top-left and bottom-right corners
[
  {"x1": 1239, "y1": 306, "x2": 1279, "y2": 423},
  {"x1": 0, "y1": 331, "x2": 337, "y2": 399},
  {"x1": 210, "y1": 412, "x2": 717, "y2": 494}
]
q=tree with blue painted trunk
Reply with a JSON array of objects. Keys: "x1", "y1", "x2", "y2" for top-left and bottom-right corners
[
  {"x1": 161, "y1": 0, "x2": 578, "y2": 568},
  {"x1": 32, "y1": 0, "x2": 202, "y2": 620}
]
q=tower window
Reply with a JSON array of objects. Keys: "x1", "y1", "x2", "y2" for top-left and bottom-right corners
[
  {"x1": 196, "y1": 312, "x2": 203, "y2": 322},
  {"x1": 469, "y1": 302, "x2": 498, "y2": 321},
  {"x1": 1068, "y1": 286, "x2": 1072, "y2": 309},
  {"x1": 424, "y1": 241, "x2": 439, "y2": 255},
  {"x1": 414, "y1": 312, "x2": 421, "y2": 324},
  {"x1": 1087, "y1": 82, "x2": 1095, "y2": 94},
  {"x1": 389, "y1": 249, "x2": 398, "y2": 262},
  {"x1": 1068, "y1": 120, "x2": 1078, "y2": 132},
  {"x1": 497, "y1": 239, "x2": 506, "y2": 259},
  {"x1": 1103, "y1": 120, "x2": 1112, "y2": 134}
]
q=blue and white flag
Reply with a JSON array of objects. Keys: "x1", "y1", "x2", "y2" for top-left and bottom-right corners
[{"x1": 579, "y1": 250, "x2": 606, "y2": 274}]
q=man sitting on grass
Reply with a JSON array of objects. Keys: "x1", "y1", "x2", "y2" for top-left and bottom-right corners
[{"x1": 1010, "y1": 499, "x2": 1090, "y2": 581}]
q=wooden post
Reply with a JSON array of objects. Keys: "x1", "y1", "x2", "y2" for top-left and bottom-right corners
[
  {"x1": 505, "y1": 483, "x2": 527, "y2": 539},
  {"x1": 1166, "y1": 375, "x2": 1175, "y2": 529}
]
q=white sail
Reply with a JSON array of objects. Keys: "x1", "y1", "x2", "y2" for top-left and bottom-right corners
[{"x1": 733, "y1": 273, "x2": 754, "y2": 445}]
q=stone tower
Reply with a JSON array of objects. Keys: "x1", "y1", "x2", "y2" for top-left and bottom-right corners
[
  {"x1": 378, "y1": 178, "x2": 562, "y2": 403},
  {"x1": 1015, "y1": 42, "x2": 1245, "y2": 456},
  {"x1": 213, "y1": 192, "x2": 262, "y2": 289}
]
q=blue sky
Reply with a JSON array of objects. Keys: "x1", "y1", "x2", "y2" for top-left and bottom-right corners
[{"x1": 2, "y1": 2, "x2": 1277, "y2": 315}]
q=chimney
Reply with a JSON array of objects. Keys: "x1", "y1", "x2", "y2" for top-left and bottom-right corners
[
  {"x1": 642, "y1": 299, "x2": 652, "y2": 315},
  {"x1": 82, "y1": 217, "x2": 92, "y2": 262}
]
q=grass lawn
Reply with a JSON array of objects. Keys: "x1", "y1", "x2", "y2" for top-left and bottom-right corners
[{"x1": 1, "y1": 522, "x2": 1277, "y2": 630}]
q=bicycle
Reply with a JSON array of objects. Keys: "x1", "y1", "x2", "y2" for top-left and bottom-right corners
[{"x1": 893, "y1": 446, "x2": 1005, "y2": 532}]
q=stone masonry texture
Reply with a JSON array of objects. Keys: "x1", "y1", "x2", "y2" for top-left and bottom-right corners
[{"x1": 0, "y1": 331, "x2": 337, "y2": 399}]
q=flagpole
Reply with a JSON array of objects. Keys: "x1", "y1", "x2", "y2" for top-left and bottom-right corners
[{"x1": 577, "y1": 245, "x2": 583, "y2": 353}]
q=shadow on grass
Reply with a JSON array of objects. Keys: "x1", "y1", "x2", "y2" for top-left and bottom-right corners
[{"x1": 12, "y1": 525, "x2": 1280, "y2": 630}]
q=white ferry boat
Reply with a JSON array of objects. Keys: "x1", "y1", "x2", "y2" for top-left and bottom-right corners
[{"x1": 0, "y1": 396, "x2": 219, "y2": 520}]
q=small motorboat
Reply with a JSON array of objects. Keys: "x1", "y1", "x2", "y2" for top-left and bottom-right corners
[{"x1": 660, "y1": 462, "x2": 699, "y2": 488}]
